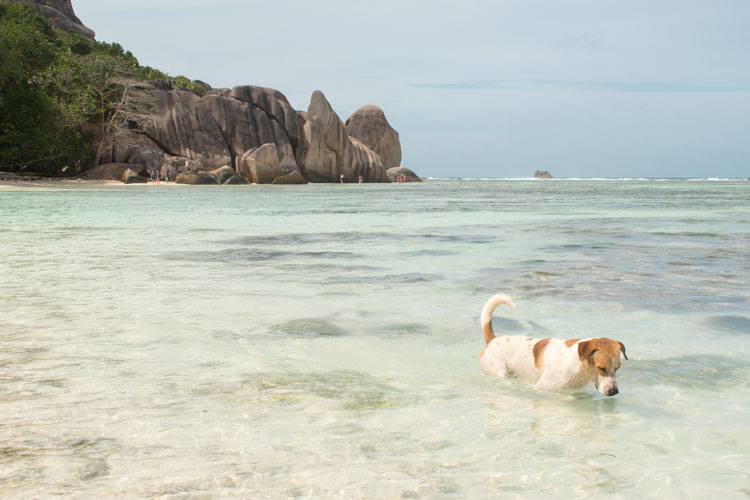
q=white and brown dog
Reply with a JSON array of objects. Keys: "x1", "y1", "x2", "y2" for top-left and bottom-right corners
[{"x1": 478, "y1": 293, "x2": 627, "y2": 396}]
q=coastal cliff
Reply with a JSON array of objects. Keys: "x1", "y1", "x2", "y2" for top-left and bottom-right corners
[
  {"x1": 8, "y1": 0, "x2": 94, "y2": 39},
  {"x1": 3, "y1": 0, "x2": 415, "y2": 183}
]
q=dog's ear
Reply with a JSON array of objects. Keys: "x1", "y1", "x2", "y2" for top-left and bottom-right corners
[
  {"x1": 618, "y1": 341, "x2": 628, "y2": 360},
  {"x1": 577, "y1": 340, "x2": 598, "y2": 361}
]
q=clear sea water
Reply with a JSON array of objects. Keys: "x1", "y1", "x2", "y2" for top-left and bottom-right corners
[{"x1": 0, "y1": 179, "x2": 748, "y2": 498}]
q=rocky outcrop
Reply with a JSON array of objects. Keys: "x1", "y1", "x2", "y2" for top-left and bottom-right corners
[
  {"x1": 98, "y1": 84, "x2": 406, "y2": 184},
  {"x1": 84, "y1": 163, "x2": 146, "y2": 180},
  {"x1": 272, "y1": 170, "x2": 307, "y2": 185},
  {"x1": 347, "y1": 138, "x2": 388, "y2": 182},
  {"x1": 208, "y1": 166, "x2": 236, "y2": 185},
  {"x1": 223, "y1": 175, "x2": 249, "y2": 185},
  {"x1": 386, "y1": 166, "x2": 422, "y2": 183},
  {"x1": 238, "y1": 143, "x2": 304, "y2": 184},
  {"x1": 12, "y1": 0, "x2": 95, "y2": 40},
  {"x1": 533, "y1": 170, "x2": 553, "y2": 179},
  {"x1": 122, "y1": 169, "x2": 147, "y2": 184},
  {"x1": 12, "y1": 1, "x2": 413, "y2": 184},
  {"x1": 346, "y1": 105, "x2": 401, "y2": 170},
  {"x1": 295, "y1": 91, "x2": 390, "y2": 183},
  {"x1": 175, "y1": 171, "x2": 218, "y2": 185}
]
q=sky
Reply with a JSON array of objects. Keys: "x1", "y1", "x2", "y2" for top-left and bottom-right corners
[{"x1": 72, "y1": 0, "x2": 750, "y2": 179}]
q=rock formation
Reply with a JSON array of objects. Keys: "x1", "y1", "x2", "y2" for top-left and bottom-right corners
[
  {"x1": 533, "y1": 170, "x2": 553, "y2": 179},
  {"x1": 208, "y1": 166, "x2": 236, "y2": 185},
  {"x1": 122, "y1": 169, "x2": 147, "y2": 184},
  {"x1": 175, "y1": 171, "x2": 218, "y2": 185},
  {"x1": 83, "y1": 163, "x2": 146, "y2": 181},
  {"x1": 294, "y1": 91, "x2": 390, "y2": 183},
  {"x1": 11, "y1": 0, "x2": 95, "y2": 40},
  {"x1": 11, "y1": 0, "x2": 417, "y2": 184},
  {"x1": 386, "y1": 166, "x2": 422, "y2": 183},
  {"x1": 346, "y1": 105, "x2": 401, "y2": 170},
  {"x1": 102, "y1": 86, "x2": 401, "y2": 184}
]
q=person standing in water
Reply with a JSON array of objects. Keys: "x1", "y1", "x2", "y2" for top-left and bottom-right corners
[{"x1": 339, "y1": 174, "x2": 344, "y2": 184}]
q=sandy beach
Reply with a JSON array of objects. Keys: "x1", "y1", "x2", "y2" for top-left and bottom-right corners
[{"x1": 0, "y1": 174, "x2": 183, "y2": 189}]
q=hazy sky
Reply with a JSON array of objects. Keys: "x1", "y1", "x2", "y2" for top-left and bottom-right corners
[{"x1": 73, "y1": 0, "x2": 749, "y2": 178}]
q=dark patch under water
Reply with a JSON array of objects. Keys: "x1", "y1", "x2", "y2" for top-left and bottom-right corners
[
  {"x1": 379, "y1": 322, "x2": 432, "y2": 337},
  {"x1": 271, "y1": 319, "x2": 347, "y2": 338},
  {"x1": 237, "y1": 370, "x2": 409, "y2": 411},
  {"x1": 162, "y1": 247, "x2": 359, "y2": 263},
  {"x1": 705, "y1": 316, "x2": 750, "y2": 335},
  {"x1": 228, "y1": 230, "x2": 494, "y2": 247}
]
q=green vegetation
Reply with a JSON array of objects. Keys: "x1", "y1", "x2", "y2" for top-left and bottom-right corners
[{"x1": 0, "y1": 1, "x2": 205, "y2": 174}]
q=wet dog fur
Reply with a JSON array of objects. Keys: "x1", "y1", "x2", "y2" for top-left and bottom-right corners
[{"x1": 478, "y1": 293, "x2": 627, "y2": 396}]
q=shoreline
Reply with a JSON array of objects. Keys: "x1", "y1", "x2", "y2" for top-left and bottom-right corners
[{"x1": 0, "y1": 173, "x2": 185, "y2": 189}]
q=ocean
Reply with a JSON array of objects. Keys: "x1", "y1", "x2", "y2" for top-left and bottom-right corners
[{"x1": 1, "y1": 179, "x2": 748, "y2": 498}]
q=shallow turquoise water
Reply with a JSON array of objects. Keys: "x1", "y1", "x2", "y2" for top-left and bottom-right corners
[{"x1": 0, "y1": 179, "x2": 748, "y2": 498}]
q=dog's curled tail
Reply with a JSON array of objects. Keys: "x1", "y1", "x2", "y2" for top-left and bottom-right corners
[{"x1": 481, "y1": 293, "x2": 516, "y2": 344}]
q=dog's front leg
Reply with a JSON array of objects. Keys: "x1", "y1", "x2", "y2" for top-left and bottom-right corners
[
  {"x1": 480, "y1": 357, "x2": 510, "y2": 379},
  {"x1": 532, "y1": 370, "x2": 560, "y2": 391}
]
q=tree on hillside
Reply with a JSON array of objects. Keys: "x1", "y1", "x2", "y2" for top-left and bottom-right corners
[
  {"x1": 0, "y1": 1, "x2": 75, "y2": 170},
  {"x1": 0, "y1": 1, "x2": 206, "y2": 174},
  {"x1": 76, "y1": 49, "x2": 156, "y2": 167}
]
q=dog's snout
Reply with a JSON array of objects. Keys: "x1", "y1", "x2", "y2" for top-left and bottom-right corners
[{"x1": 607, "y1": 387, "x2": 619, "y2": 397}]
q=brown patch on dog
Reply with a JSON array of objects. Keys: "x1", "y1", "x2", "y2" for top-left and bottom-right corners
[
  {"x1": 618, "y1": 341, "x2": 628, "y2": 360},
  {"x1": 533, "y1": 338, "x2": 551, "y2": 368},
  {"x1": 478, "y1": 345, "x2": 488, "y2": 360},
  {"x1": 564, "y1": 339, "x2": 580, "y2": 348},
  {"x1": 578, "y1": 338, "x2": 627, "y2": 371},
  {"x1": 482, "y1": 321, "x2": 495, "y2": 344}
]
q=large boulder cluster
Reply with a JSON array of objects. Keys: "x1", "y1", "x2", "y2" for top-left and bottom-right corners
[
  {"x1": 12, "y1": 0, "x2": 416, "y2": 184},
  {"x1": 101, "y1": 85, "x2": 408, "y2": 184}
]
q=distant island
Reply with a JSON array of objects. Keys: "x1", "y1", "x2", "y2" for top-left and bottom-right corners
[
  {"x1": 0, "y1": 0, "x2": 421, "y2": 184},
  {"x1": 533, "y1": 170, "x2": 553, "y2": 179}
]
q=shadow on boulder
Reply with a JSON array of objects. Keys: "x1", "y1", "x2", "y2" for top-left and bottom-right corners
[{"x1": 175, "y1": 171, "x2": 218, "y2": 185}]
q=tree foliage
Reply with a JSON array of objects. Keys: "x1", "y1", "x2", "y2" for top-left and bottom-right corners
[{"x1": 0, "y1": 1, "x2": 205, "y2": 174}]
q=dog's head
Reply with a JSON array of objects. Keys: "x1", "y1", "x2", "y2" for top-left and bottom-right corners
[{"x1": 578, "y1": 338, "x2": 627, "y2": 396}]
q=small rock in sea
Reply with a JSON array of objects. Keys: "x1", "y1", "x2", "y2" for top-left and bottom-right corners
[
  {"x1": 533, "y1": 170, "x2": 553, "y2": 179},
  {"x1": 386, "y1": 166, "x2": 422, "y2": 183}
]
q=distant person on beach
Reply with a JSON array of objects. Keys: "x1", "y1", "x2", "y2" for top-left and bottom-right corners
[
  {"x1": 339, "y1": 174, "x2": 344, "y2": 184},
  {"x1": 185, "y1": 160, "x2": 191, "y2": 172},
  {"x1": 358, "y1": 175, "x2": 363, "y2": 183},
  {"x1": 165, "y1": 172, "x2": 170, "y2": 182},
  {"x1": 151, "y1": 171, "x2": 156, "y2": 183}
]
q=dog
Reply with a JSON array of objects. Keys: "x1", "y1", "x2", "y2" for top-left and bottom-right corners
[{"x1": 478, "y1": 293, "x2": 627, "y2": 396}]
